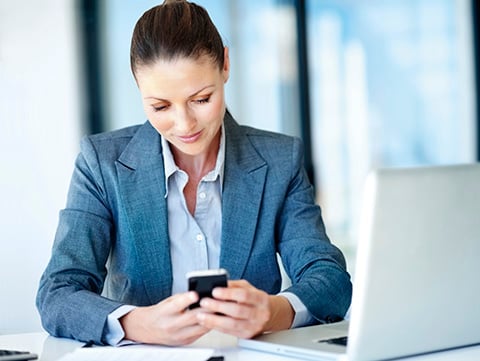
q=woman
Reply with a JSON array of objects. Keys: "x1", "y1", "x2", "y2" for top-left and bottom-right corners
[{"x1": 36, "y1": 0, "x2": 352, "y2": 346}]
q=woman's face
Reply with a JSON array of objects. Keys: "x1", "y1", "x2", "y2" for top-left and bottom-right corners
[{"x1": 135, "y1": 50, "x2": 229, "y2": 159}]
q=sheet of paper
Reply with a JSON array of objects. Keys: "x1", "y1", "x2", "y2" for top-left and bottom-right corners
[{"x1": 58, "y1": 344, "x2": 214, "y2": 361}]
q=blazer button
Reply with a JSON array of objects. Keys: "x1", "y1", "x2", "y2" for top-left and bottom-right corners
[{"x1": 325, "y1": 315, "x2": 343, "y2": 323}]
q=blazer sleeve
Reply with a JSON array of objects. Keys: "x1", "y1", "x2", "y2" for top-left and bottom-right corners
[
  {"x1": 277, "y1": 137, "x2": 352, "y2": 322},
  {"x1": 36, "y1": 137, "x2": 122, "y2": 344}
]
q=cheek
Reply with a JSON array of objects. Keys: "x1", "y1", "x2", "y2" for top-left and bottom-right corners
[
  {"x1": 147, "y1": 112, "x2": 174, "y2": 134},
  {"x1": 202, "y1": 96, "x2": 226, "y2": 121}
]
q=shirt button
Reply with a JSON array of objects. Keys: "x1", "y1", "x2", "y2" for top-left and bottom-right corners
[
  {"x1": 199, "y1": 192, "x2": 206, "y2": 199},
  {"x1": 196, "y1": 234, "x2": 204, "y2": 241}
]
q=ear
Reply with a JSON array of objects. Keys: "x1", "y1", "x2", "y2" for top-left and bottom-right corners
[{"x1": 222, "y1": 47, "x2": 230, "y2": 83}]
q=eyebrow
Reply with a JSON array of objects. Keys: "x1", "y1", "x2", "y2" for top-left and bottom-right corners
[{"x1": 144, "y1": 84, "x2": 215, "y2": 101}]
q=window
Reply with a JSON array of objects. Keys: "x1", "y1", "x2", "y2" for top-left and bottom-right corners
[{"x1": 306, "y1": 0, "x2": 476, "y2": 264}]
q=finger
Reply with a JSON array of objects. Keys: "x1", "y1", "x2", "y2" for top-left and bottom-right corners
[
  {"x1": 212, "y1": 285, "x2": 264, "y2": 305},
  {"x1": 173, "y1": 306, "x2": 205, "y2": 327},
  {"x1": 148, "y1": 307, "x2": 210, "y2": 345},
  {"x1": 197, "y1": 312, "x2": 260, "y2": 339},
  {"x1": 200, "y1": 297, "x2": 255, "y2": 320},
  {"x1": 226, "y1": 279, "x2": 251, "y2": 288},
  {"x1": 158, "y1": 291, "x2": 199, "y2": 313}
]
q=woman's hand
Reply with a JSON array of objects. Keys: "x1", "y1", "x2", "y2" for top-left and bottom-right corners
[
  {"x1": 196, "y1": 280, "x2": 295, "y2": 338},
  {"x1": 120, "y1": 291, "x2": 210, "y2": 345}
]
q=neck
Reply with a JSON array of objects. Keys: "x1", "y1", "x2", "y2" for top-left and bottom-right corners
[{"x1": 171, "y1": 132, "x2": 220, "y2": 180}]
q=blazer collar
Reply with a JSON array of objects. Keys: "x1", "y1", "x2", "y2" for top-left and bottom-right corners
[{"x1": 117, "y1": 121, "x2": 163, "y2": 170}]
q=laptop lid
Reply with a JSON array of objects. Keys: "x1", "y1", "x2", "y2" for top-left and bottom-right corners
[
  {"x1": 348, "y1": 163, "x2": 480, "y2": 360},
  {"x1": 239, "y1": 163, "x2": 480, "y2": 361}
]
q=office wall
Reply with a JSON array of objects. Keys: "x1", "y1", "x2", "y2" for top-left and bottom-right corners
[{"x1": 0, "y1": 1, "x2": 83, "y2": 333}]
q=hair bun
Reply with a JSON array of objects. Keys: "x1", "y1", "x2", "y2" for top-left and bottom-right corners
[{"x1": 163, "y1": 0, "x2": 187, "y2": 4}]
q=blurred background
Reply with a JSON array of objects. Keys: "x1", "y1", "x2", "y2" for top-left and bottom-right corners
[{"x1": 0, "y1": 0, "x2": 477, "y2": 333}]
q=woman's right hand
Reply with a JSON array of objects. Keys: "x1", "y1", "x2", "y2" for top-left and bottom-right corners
[{"x1": 119, "y1": 291, "x2": 210, "y2": 345}]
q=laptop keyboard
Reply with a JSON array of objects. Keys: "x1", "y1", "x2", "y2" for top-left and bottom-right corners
[{"x1": 320, "y1": 336, "x2": 348, "y2": 346}]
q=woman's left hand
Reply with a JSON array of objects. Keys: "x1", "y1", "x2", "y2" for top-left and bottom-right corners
[{"x1": 196, "y1": 279, "x2": 294, "y2": 338}]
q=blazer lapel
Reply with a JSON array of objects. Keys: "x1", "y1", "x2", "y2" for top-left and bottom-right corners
[
  {"x1": 115, "y1": 122, "x2": 172, "y2": 304},
  {"x1": 220, "y1": 116, "x2": 267, "y2": 280}
]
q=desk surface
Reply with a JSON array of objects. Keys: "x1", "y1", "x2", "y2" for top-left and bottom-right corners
[{"x1": 1, "y1": 331, "x2": 480, "y2": 361}]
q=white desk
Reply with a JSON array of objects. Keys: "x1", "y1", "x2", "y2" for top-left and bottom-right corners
[{"x1": 1, "y1": 331, "x2": 480, "y2": 361}]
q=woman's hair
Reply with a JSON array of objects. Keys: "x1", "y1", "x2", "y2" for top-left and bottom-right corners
[{"x1": 130, "y1": 0, "x2": 225, "y2": 76}]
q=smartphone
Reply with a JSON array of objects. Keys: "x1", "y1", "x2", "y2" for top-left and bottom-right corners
[{"x1": 186, "y1": 268, "x2": 228, "y2": 309}]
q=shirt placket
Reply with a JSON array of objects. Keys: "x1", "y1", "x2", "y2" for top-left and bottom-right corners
[{"x1": 193, "y1": 180, "x2": 209, "y2": 269}]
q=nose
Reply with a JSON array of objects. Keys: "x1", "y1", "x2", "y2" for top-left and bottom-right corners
[{"x1": 174, "y1": 106, "x2": 196, "y2": 134}]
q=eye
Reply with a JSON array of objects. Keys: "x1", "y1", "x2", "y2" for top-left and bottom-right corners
[
  {"x1": 151, "y1": 104, "x2": 168, "y2": 112},
  {"x1": 194, "y1": 96, "x2": 211, "y2": 104}
]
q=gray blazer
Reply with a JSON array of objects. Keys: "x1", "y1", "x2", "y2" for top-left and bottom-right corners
[{"x1": 36, "y1": 113, "x2": 352, "y2": 344}]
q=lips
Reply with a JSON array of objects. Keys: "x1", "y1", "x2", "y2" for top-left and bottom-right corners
[{"x1": 177, "y1": 130, "x2": 203, "y2": 144}]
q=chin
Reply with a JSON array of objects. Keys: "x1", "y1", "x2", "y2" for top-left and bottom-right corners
[{"x1": 175, "y1": 143, "x2": 207, "y2": 157}]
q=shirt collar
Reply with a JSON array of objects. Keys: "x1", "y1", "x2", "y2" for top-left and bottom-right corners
[{"x1": 161, "y1": 126, "x2": 225, "y2": 195}]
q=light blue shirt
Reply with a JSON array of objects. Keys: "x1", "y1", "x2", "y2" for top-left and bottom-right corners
[
  {"x1": 164, "y1": 129, "x2": 224, "y2": 294},
  {"x1": 104, "y1": 126, "x2": 314, "y2": 345}
]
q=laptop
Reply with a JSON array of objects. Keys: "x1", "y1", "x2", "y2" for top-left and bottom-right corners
[{"x1": 239, "y1": 163, "x2": 480, "y2": 360}]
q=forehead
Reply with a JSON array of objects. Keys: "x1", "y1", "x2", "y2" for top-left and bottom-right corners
[{"x1": 135, "y1": 55, "x2": 221, "y2": 98}]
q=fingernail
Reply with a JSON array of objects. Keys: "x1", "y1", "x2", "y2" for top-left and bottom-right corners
[
  {"x1": 212, "y1": 288, "x2": 221, "y2": 297},
  {"x1": 200, "y1": 298, "x2": 210, "y2": 307}
]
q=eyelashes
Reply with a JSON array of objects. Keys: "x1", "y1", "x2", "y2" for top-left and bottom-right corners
[
  {"x1": 151, "y1": 96, "x2": 211, "y2": 112},
  {"x1": 195, "y1": 97, "x2": 210, "y2": 104},
  {"x1": 152, "y1": 105, "x2": 167, "y2": 112}
]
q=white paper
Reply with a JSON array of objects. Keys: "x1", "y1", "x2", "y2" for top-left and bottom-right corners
[{"x1": 58, "y1": 344, "x2": 214, "y2": 361}]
